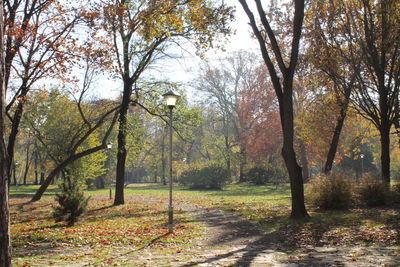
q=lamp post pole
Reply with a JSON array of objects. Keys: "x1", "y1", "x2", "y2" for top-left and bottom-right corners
[
  {"x1": 162, "y1": 90, "x2": 180, "y2": 234},
  {"x1": 168, "y1": 106, "x2": 173, "y2": 233}
]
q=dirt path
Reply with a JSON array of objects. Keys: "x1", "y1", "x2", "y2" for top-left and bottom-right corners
[{"x1": 167, "y1": 202, "x2": 400, "y2": 267}]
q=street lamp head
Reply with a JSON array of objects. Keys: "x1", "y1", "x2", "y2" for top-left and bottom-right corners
[
  {"x1": 360, "y1": 154, "x2": 364, "y2": 159},
  {"x1": 162, "y1": 90, "x2": 180, "y2": 108},
  {"x1": 107, "y1": 142, "x2": 113, "y2": 149}
]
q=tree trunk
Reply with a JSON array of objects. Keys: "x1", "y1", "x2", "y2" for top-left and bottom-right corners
[
  {"x1": 281, "y1": 89, "x2": 309, "y2": 219},
  {"x1": 7, "y1": 98, "x2": 26, "y2": 180},
  {"x1": 238, "y1": 144, "x2": 246, "y2": 183},
  {"x1": 114, "y1": 82, "x2": 132, "y2": 205},
  {"x1": 34, "y1": 150, "x2": 38, "y2": 185},
  {"x1": 395, "y1": 95, "x2": 399, "y2": 147},
  {"x1": 96, "y1": 176, "x2": 105, "y2": 189},
  {"x1": 31, "y1": 165, "x2": 65, "y2": 201},
  {"x1": 0, "y1": 158, "x2": 10, "y2": 267},
  {"x1": 380, "y1": 125, "x2": 391, "y2": 184},
  {"x1": 324, "y1": 85, "x2": 352, "y2": 174},
  {"x1": 323, "y1": 108, "x2": 347, "y2": 174},
  {"x1": 224, "y1": 134, "x2": 231, "y2": 178},
  {"x1": 298, "y1": 140, "x2": 309, "y2": 182},
  {"x1": 0, "y1": 0, "x2": 12, "y2": 262},
  {"x1": 12, "y1": 165, "x2": 17, "y2": 186},
  {"x1": 23, "y1": 144, "x2": 31, "y2": 185}
]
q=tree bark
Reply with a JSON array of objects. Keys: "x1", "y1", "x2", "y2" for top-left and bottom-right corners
[
  {"x1": 323, "y1": 107, "x2": 347, "y2": 174},
  {"x1": 31, "y1": 163, "x2": 69, "y2": 201},
  {"x1": 23, "y1": 143, "x2": 32, "y2": 185},
  {"x1": 238, "y1": 144, "x2": 246, "y2": 183},
  {"x1": 39, "y1": 170, "x2": 44, "y2": 185},
  {"x1": 6, "y1": 101, "x2": 24, "y2": 180},
  {"x1": 114, "y1": 82, "x2": 132, "y2": 205},
  {"x1": 380, "y1": 124, "x2": 391, "y2": 184},
  {"x1": 0, "y1": 0, "x2": 12, "y2": 262},
  {"x1": 34, "y1": 153, "x2": 38, "y2": 185},
  {"x1": 323, "y1": 84, "x2": 352, "y2": 174},
  {"x1": 298, "y1": 140, "x2": 309, "y2": 182},
  {"x1": 281, "y1": 87, "x2": 309, "y2": 219}
]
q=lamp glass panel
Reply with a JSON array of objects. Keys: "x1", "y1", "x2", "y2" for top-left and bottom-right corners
[{"x1": 165, "y1": 95, "x2": 178, "y2": 106}]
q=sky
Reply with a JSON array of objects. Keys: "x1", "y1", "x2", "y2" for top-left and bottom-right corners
[{"x1": 155, "y1": 0, "x2": 260, "y2": 84}]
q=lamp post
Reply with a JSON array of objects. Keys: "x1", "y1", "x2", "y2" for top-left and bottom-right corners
[
  {"x1": 360, "y1": 153, "x2": 365, "y2": 178},
  {"x1": 162, "y1": 90, "x2": 180, "y2": 233},
  {"x1": 107, "y1": 142, "x2": 113, "y2": 200}
]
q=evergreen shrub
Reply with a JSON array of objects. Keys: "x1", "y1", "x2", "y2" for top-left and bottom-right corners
[{"x1": 53, "y1": 179, "x2": 90, "y2": 226}]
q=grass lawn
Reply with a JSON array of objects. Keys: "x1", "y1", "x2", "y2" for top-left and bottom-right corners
[
  {"x1": 10, "y1": 186, "x2": 202, "y2": 266},
  {"x1": 9, "y1": 183, "x2": 400, "y2": 266},
  {"x1": 119, "y1": 183, "x2": 400, "y2": 248}
]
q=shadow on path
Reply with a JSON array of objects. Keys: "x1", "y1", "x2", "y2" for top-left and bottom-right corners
[{"x1": 182, "y1": 205, "x2": 400, "y2": 267}]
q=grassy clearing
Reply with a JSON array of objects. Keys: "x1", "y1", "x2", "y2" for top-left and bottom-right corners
[
  {"x1": 10, "y1": 192, "x2": 201, "y2": 266},
  {"x1": 9, "y1": 183, "x2": 400, "y2": 265},
  {"x1": 122, "y1": 183, "x2": 400, "y2": 248}
]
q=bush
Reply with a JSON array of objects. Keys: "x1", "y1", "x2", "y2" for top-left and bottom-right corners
[
  {"x1": 357, "y1": 175, "x2": 389, "y2": 207},
  {"x1": 245, "y1": 167, "x2": 272, "y2": 185},
  {"x1": 306, "y1": 173, "x2": 353, "y2": 210},
  {"x1": 245, "y1": 164, "x2": 289, "y2": 185},
  {"x1": 53, "y1": 179, "x2": 90, "y2": 226},
  {"x1": 390, "y1": 183, "x2": 400, "y2": 204},
  {"x1": 180, "y1": 163, "x2": 229, "y2": 190},
  {"x1": 392, "y1": 183, "x2": 400, "y2": 194}
]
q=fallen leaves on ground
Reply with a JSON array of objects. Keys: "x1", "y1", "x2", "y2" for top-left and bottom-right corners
[{"x1": 10, "y1": 196, "x2": 202, "y2": 265}]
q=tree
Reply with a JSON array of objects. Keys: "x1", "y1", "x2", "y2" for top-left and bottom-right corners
[
  {"x1": 239, "y1": 0, "x2": 309, "y2": 219},
  {"x1": 238, "y1": 64, "x2": 282, "y2": 165},
  {"x1": 95, "y1": 0, "x2": 233, "y2": 205},
  {"x1": 0, "y1": 0, "x2": 11, "y2": 263},
  {"x1": 195, "y1": 51, "x2": 257, "y2": 181},
  {"x1": 28, "y1": 88, "x2": 119, "y2": 202},
  {"x1": 310, "y1": 0, "x2": 400, "y2": 183},
  {"x1": 296, "y1": 91, "x2": 353, "y2": 171},
  {"x1": 304, "y1": 0, "x2": 361, "y2": 174},
  {"x1": 127, "y1": 88, "x2": 201, "y2": 184},
  {"x1": 4, "y1": 0, "x2": 84, "y2": 187}
]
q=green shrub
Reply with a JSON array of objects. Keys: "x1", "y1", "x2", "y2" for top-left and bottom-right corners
[
  {"x1": 392, "y1": 183, "x2": 400, "y2": 194},
  {"x1": 357, "y1": 175, "x2": 389, "y2": 207},
  {"x1": 390, "y1": 183, "x2": 400, "y2": 204},
  {"x1": 245, "y1": 167, "x2": 272, "y2": 185},
  {"x1": 306, "y1": 173, "x2": 353, "y2": 210},
  {"x1": 53, "y1": 179, "x2": 90, "y2": 226},
  {"x1": 180, "y1": 163, "x2": 229, "y2": 190},
  {"x1": 245, "y1": 164, "x2": 288, "y2": 185}
]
